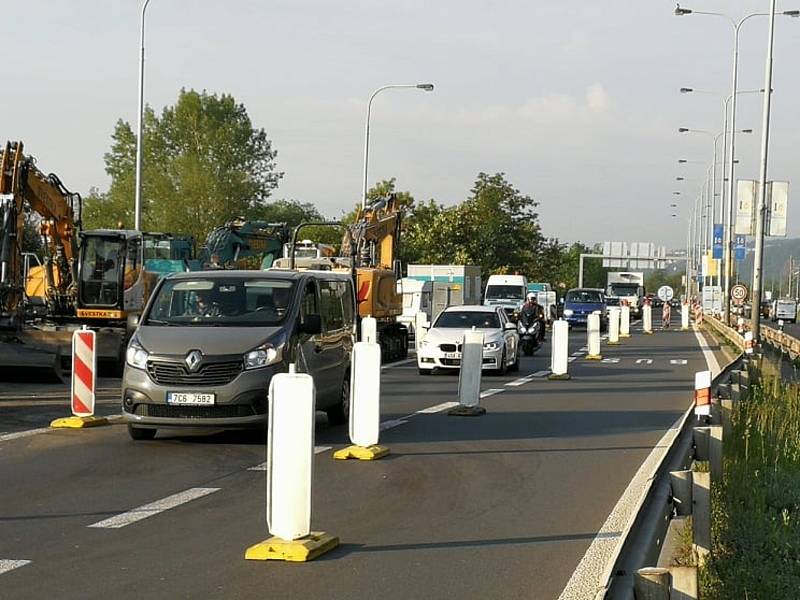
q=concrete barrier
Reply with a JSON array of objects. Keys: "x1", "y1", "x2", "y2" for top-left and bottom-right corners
[
  {"x1": 608, "y1": 307, "x2": 621, "y2": 345},
  {"x1": 692, "y1": 471, "x2": 710, "y2": 565},
  {"x1": 548, "y1": 320, "x2": 570, "y2": 380},
  {"x1": 449, "y1": 329, "x2": 486, "y2": 416},
  {"x1": 245, "y1": 365, "x2": 338, "y2": 562},
  {"x1": 634, "y1": 567, "x2": 671, "y2": 599},
  {"x1": 586, "y1": 312, "x2": 602, "y2": 360},
  {"x1": 334, "y1": 341, "x2": 389, "y2": 461}
]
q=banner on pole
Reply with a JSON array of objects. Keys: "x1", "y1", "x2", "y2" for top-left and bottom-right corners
[
  {"x1": 735, "y1": 180, "x2": 756, "y2": 235},
  {"x1": 712, "y1": 224, "x2": 723, "y2": 259},
  {"x1": 766, "y1": 181, "x2": 789, "y2": 237},
  {"x1": 735, "y1": 234, "x2": 746, "y2": 261}
]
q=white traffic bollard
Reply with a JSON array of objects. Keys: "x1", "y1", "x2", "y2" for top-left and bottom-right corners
[
  {"x1": 620, "y1": 304, "x2": 631, "y2": 338},
  {"x1": 414, "y1": 311, "x2": 428, "y2": 353},
  {"x1": 448, "y1": 328, "x2": 486, "y2": 416},
  {"x1": 694, "y1": 370, "x2": 712, "y2": 418},
  {"x1": 246, "y1": 364, "x2": 338, "y2": 562},
  {"x1": 608, "y1": 307, "x2": 621, "y2": 345},
  {"x1": 682, "y1": 303, "x2": 690, "y2": 330},
  {"x1": 333, "y1": 341, "x2": 388, "y2": 460},
  {"x1": 361, "y1": 315, "x2": 377, "y2": 344},
  {"x1": 643, "y1": 304, "x2": 653, "y2": 334},
  {"x1": 548, "y1": 319, "x2": 571, "y2": 380},
  {"x1": 586, "y1": 312, "x2": 602, "y2": 360},
  {"x1": 51, "y1": 328, "x2": 108, "y2": 429}
]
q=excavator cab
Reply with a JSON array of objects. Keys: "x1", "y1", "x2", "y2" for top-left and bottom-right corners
[{"x1": 77, "y1": 230, "x2": 141, "y2": 319}]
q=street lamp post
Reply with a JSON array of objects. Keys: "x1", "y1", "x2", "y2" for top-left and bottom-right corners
[
  {"x1": 361, "y1": 83, "x2": 434, "y2": 210},
  {"x1": 134, "y1": 0, "x2": 153, "y2": 232}
]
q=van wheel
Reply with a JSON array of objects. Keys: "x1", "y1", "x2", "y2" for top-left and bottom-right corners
[
  {"x1": 326, "y1": 374, "x2": 350, "y2": 426},
  {"x1": 128, "y1": 425, "x2": 156, "y2": 441}
]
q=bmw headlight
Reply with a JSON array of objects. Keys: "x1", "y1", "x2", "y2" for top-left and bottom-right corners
[
  {"x1": 563, "y1": 309, "x2": 574, "y2": 317},
  {"x1": 483, "y1": 341, "x2": 501, "y2": 351},
  {"x1": 125, "y1": 335, "x2": 149, "y2": 370},
  {"x1": 244, "y1": 343, "x2": 283, "y2": 370}
]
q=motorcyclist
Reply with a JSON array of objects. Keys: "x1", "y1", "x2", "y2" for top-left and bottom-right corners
[{"x1": 520, "y1": 293, "x2": 546, "y2": 342}]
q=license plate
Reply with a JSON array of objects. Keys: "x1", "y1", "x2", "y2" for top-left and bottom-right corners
[
  {"x1": 167, "y1": 392, "x2": 215, "y2": 405},
  {"x1": 443, "y1": 352, "x2": 460, "y2": 359}
]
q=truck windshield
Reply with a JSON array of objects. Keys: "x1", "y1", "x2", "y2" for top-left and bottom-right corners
[
  {"x1": 145, "y1": 278, "x2": 296, "y2": 327},
  {"x1": 485, "y1": 285, "x2": 525, "y2": 300},
  {"x1": 435, "y1": 311, "x2": 500, "y2": 329},
  {"x1": 566, "y1": 290, "x2": 603, "y2": 304},
  {"x1": 609, "y1": 283, "x2": 640, "y2": 296}
]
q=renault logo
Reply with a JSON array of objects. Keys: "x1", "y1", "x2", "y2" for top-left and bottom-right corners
[{"x1": 185, "y1": 350, "x2": 203, "y2": 372}]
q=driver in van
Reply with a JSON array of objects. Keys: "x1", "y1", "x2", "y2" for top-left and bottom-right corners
[{"x1": 191, "y1": 290, "x2": 221, "y2": 318}]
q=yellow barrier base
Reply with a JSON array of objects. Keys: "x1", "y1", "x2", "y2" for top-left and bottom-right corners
[
  {"x1": 50, "y1": 415, "x2": 109, "y2": 429},
  {"x1": 245, "y1": 532, "x2": 339, "y2": 562},
  {"x1": 644, "y1": 330, "x2": 654, "y2": 335},
  {"x1": 607, "y1": 341, "x2": 621, "y2": 345},
  {"x1": 548, "y1": 373, "x2": 571, "y2": 380},
  {"x1": 333, "y1": 444, "x2": 390, "y2": 461},
  {"x1": 620, "y1": 334, "x2": 631, "y2": 338},
  {"x1": 585, "y1": 354, "x2": 602, "y2": 360},
  {"x1": 448, "y1": 405, "x2": 486, "y2": 417}
]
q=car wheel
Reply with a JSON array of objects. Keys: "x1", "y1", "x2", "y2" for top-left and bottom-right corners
[
  {"x1": 128, "y1": 425, "x2": 156, "y2": 441},
  {"x1": 326, "y1": 373, "x2": 350, "y2": 426}
]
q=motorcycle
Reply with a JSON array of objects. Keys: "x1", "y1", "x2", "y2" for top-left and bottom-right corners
[{"x1": 517, "y1": 313, "x2": 541, "y2": 356}]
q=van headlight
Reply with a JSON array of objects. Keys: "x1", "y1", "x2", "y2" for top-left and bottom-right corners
[
  {"x1": 125, "y1": 336, "x2": 149, "y2": 370},
  {"x1": 563, "y1": 309, "x2": 574, "y2": 317},
  {"x1": 244, "y1": 343, "x2": 283, "y2": 370}
]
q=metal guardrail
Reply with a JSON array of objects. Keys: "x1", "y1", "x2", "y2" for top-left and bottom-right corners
[
  {"x1": 713, "y1": 313, "x2": 800, "y2": 358},
  {"x1": 601, "y1": 352, "x2": 743, "y2": 599},
  {"x1": 702, "y1": 315, "x2": 745, "y2": 352}
]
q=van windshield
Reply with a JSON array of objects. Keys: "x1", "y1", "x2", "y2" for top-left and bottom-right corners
[
  {"x1": 485, "y1": 285, "x2": 525, "y2": 300},
  {"x1": 566, "y1": 290, "x2": 603, "y2": 304},
  {"x1": 145, "y1": 277, "x2": 296, "y2": 327}
]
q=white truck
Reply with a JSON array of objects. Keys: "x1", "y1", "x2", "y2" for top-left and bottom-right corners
[
  {"x1": 607, "y1": 272, "x2": 645, "y2": 318},
  {"x1": 484, "y1": 274, "x2": 528, "y2": 317}
]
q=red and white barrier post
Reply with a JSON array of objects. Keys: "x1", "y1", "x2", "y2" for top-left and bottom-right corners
[
  {"x1": 51, "y1": 328, "x2": 108, "y2": 429},
  {"x1": 694, "y1": 370, "x2": 712, "y2": 418}
]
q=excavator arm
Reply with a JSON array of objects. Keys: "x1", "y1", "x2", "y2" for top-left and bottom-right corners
[{"x1": 342, "y1": 195, "x2": 401, "y2": 270}]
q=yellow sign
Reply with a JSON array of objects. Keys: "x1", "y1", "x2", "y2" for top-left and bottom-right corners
[{"x1": 77, "y1": 309, "x2": 126, "y2": 320}]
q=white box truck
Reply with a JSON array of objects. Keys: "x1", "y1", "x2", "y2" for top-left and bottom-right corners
[
  {"x1": 607, "y1": 272, "x2": 645, "y2": 317},
  {"x1": 404, "y1": 265, "x2": 481, "y2": 323},
  {"x1": 484, "y1": 274, "x2": 528, "y2": 317}
]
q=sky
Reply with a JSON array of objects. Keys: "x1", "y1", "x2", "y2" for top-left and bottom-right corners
[{"x1": 3, "y1": 1, "x2": 800, "y2": 250}]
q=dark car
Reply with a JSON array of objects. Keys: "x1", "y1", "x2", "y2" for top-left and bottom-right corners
[{"x1": 563, "y1": 288, "x2": 607, "y2": 329}]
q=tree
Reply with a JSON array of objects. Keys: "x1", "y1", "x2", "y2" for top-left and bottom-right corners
[{"x1": 83, "y1": 89, "x2": 283, "y2": 244}]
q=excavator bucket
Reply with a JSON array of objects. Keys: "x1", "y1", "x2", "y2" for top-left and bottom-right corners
[{"x1": 0, "y1": 339, "x2": 63, "y2": 383}]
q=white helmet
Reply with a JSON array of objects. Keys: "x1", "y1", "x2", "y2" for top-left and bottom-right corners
[{"x1": 526, "y1": 292, "x2": 536, "y2": 302}]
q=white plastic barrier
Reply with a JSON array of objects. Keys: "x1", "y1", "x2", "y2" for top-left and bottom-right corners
[
  {"x1": 608, "y1": 307, "x2": 621, "y2": 345},
  {"x1": 349, "y1": 341, "x2": 381, "y2": 447},
  {"x1": 361, "y1": 316, "x2": 377, "y2": 344},
  {"x1": 414, "y1": 312, "x2": 428, "y2": 353},
  {"x1": 586, "y1": 312, "x2": 602, "y2": 359},
  {"x1": 643, "y1": 304, "x2": 653, "y2": 334},
  {"x1": 549, "y1": 320, "x2": 570, "y2": 379},
  {"x1": 682, "y1": 303, "x2": 690, "y2": 330},
  {"x1": 266, "y1": 365, "x2": 314, "y2": 541},
  {"x1": 694, "y1": 370, "x2": 712, "y2": 417},
  {"x1": 620, "y1": 305, "x2": 631, "y2": 338},
  {"x1": 458, "y1": 329, "x2": 484, "y2": 408}
]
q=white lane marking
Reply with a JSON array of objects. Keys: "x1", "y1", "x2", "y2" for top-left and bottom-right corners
[
  {"x1": 379, "y1": 418, "x2": 409, "y2": 431},
  {"x1": 692, "y1": 327, "x2": 722, "y2": 378},
  {"x1": 382, "y1": 358, "x2": 415, "y2": 370},
  {"x1": 567, "y1": 357, "x2": 577, "y2": 363},
  {"x1": 416, "y1": 401, "x2": 459, "y2": 414},
  {"x1": 0, "y1": 428, "x2": 52, "y2": 443},
  {"x1": 0, "y1": 560, "x2": 31, "y2": 575},
  {"x1": 571, "y1": 352, "x2": 583, "y2": 357},
  {"x1": 635, "y1": 359, "x2": 653, "y2": 365},
  {"x1": 247, "y1": 445, "x2": 333, "y2": 471},
  {"x1": 533, "y1": 370, "x2": 551, "y2": 377},
  {"x1": 579, "y1": 347, "x2": 588, "y2": 352},
  {"x1": 601, "y1": 358, "x2": 620, "y2": 364},
  {"x1": 506, "y1": 376, "x2": 535, "y2": 387},
  {"x1": 480, "y1": 388, "x2": 504, "y2": 399},
  {"x1": 670, "y1": 359, "x2": 687, "y2": 365},
  {"x1": 88, "y1": 487, "x2": 220, "y2": 529},
  {"x1": 558, "y1": 412, "x2": 686, "y2": 599}
]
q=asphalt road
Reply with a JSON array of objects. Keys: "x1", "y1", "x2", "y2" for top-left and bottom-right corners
[{"x1": 0, "y1": 321, "x2": 715, "y2": 600}]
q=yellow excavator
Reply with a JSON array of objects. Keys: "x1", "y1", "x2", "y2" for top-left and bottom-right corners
[{"x1": 0, "y1": 141, "x2": 81, "y2": 377}]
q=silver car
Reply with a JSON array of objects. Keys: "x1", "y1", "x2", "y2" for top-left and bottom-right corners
[
  {"x1": 122, "y1": 270, "x2": 355, "y2": 440},
  {"x1": 417, "y1": 305, "x2": 519, "y2": 375}
]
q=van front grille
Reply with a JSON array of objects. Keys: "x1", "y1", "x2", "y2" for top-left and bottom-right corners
[
  {"x1": 134, "y1": 404, "x2": 261, "y2": 419},
  {"x1": 146, "y1": 360, "x2": 243, "y2": 386}
]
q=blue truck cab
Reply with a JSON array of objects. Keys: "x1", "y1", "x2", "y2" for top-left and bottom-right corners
[{"x1": 562, "y1": 287, "x2": 607, "y2": 329}]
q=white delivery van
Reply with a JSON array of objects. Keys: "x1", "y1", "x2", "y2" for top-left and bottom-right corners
[
  {"x1": 484, "y1": 274, "x2": 528, "y2": 318},
  {"x1": 397, "y1": 278, "x2": 432, "y2": 335}
]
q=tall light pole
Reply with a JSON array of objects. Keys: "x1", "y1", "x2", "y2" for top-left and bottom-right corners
[
  {"x1": 134, "y1": 0, "x2": 153, "y2": 232},
  {"x1": 361, "y1": 83, "x2": 434, "y2": 210},
  {"x1": 675, "y1": 5, "x2": 799, "y2": 321},
  {"x1": 751, "y1": 1, "x2": 780, "y2": 342}
]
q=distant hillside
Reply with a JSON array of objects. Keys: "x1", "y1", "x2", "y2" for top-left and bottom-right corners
[{"x1": 737, "y1": 237, "x2": 800, "y2": 289}]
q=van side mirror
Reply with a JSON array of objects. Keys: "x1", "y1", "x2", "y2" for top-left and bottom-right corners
[
  {"x1": 126, "y1": 314, "x2": 140, "y2": 335},
  {"x1": 299, "y1": 314, "x2": 323, "y2": 335}
]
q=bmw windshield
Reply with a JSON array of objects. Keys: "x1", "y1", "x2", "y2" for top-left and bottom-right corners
[{"x1": 145, "y1": 278, "x2": 295, "y2": 327}]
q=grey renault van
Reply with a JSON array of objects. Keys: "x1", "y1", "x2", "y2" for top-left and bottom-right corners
[{"x1": 121, "y1": 270, "x2": 355, "y2": 440}]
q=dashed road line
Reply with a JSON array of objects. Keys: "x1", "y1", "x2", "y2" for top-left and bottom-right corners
[
  {"x1": 0, "y1": 560, "x2": 31, "y2": 575},
  {"x1": 635, "y1": 359, "x2": 653, "y2": 365},
  {"x1": 479, "y1": 388, "x2": 504, "y2": 399},
  {"x1": 533, "y1": 370, "x2": 551, "y2": 377},
  {"x1": 88, "y1": 487, "x2": 220, "y2": 529},
  {"x1": 506, "y1": 376, "x2": 535, "y2": 387},
  {"x1": 670, "y1": 359, "x2": 687, "y2": 365},
  {"x1": 248, "y1": 446, "x2": 333, "y2": 470},
  {"x1": 0, "y1": 428, "x2": 52, "y2": 443},
  {"x1": 601, "y1": 358, "x2": 620, "y2": 364},
  {"x1": 416, "y1": 401, "x2": 460, "y2": 414}
]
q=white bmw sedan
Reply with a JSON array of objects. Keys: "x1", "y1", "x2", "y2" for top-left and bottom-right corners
[{"x1": 417, "y1": 305, "x2": 520, "y2": 375}]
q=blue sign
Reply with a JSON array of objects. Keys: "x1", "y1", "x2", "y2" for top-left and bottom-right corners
[
  {"x1": 712, "y1": 224, "x2": 724, "y2": 259},
  {"x1": 735, "y1": 234, "x2": 746, "y2": 261}
]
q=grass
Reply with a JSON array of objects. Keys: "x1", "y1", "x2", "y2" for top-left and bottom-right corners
[{"x1": 701, "y1": 374, "x2": 800, "y2": 599}]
